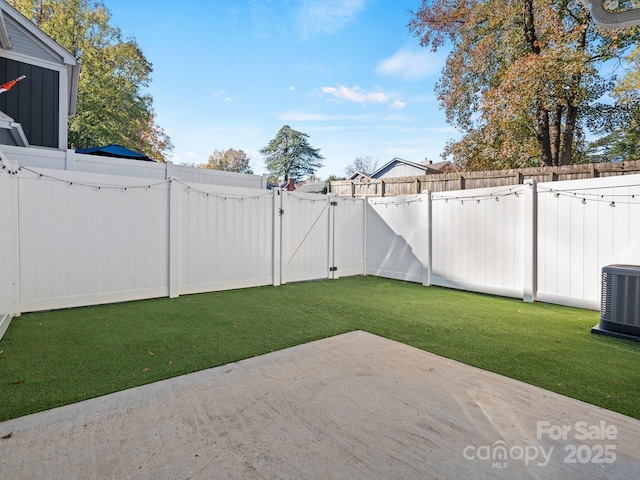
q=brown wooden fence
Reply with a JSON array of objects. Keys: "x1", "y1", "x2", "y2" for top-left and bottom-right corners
[{"x1": 328, "y1": 161, "x2": 640, "y2": 197}]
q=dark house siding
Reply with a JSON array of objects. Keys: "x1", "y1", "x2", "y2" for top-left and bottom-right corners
[{"x1": 0, "y1": 58, "x2": 60, "y2": 148}]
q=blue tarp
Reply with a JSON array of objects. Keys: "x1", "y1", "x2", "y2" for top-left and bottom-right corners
[{"x1": 76, "y1": 144, "x2": 154, "y2": 162}]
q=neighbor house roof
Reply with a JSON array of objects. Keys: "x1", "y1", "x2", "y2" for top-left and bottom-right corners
[
  {"x1": 76, "y1": 144, "x2": 154, "y2": 161},
  {"x1": 421, "y1": 160, "x2": 459, "y2": 173},
  {"x1": 371, "y1": 158, "x2": 442, "y2": 179},
  {"x1": 348, "y1": 171, "x2": 372, "y2": 181},
  {"x1": 294, "y1": 181, "x2": 325, "y2": 194}
]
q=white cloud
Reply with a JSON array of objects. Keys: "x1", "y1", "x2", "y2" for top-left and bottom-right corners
[
  {"x1": 321, "y1": 86, "x2": 388, "y2": 105},
  {"x1": 297, "y1": 0, "x2": 367, "y2": 38},
  {"x1": 376, "y1": 48, "x2": 441, "y2": 81},
  {"x1": 321, "y1": 85, "x2": 406, "y2": 110},
  {"x1": 289, "y1": 86, "x2": 296, "y2": 91}
]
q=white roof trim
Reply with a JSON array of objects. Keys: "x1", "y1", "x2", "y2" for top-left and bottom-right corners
[
  {"x1": 0, "y1": 110, "x2": 29, "y2": 147},
  {"x1": 0, "y1": 9, "x2": 11, "y2": 49},
  {"x1": 0, "y1": 1, "x2": 76, "y2": 66}
]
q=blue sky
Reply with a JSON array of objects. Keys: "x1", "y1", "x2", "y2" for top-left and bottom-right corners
[{"x1": 104, "y1": 0, "x2": 457, "y2": 178}]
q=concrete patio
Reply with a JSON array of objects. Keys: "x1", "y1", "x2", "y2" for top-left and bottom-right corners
[{"x1": 1, "y1": 330, "x2": 638, "y2": 479}]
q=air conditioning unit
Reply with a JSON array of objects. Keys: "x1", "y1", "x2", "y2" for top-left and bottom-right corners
[{"x1": 592, "y1": 265, "x2": 640, "y2": 341}]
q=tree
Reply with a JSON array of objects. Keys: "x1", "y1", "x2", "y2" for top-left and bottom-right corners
[
  {"x1": 204, "y1": 149, "x2": 253, "y2": 173},
  {"x1": 260, "y1": 125, "x2": 324, "y2": 180},
  {"x1": 9, "y1": 0, "x2": 173, "y2": 161},
  {"x1": 586, "y1": 45, "x2": 640, "y2": 163},
  {"x1": 409, "y1": 0, "x2": 640, "y2": 170},
  {"x1": 344, "y1": 155, "x2": 379, "y2": 176}
]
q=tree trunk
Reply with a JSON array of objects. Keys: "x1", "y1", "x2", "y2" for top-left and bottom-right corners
[
  {"x1": 550, "y1": 105, "x2": 563, "y2": 166},
  {"x1": 536, "y1": 102, "x2": 553, "y2": 167},
  {"x1": 524, "y1": 0, "x2": 554, "y2": 166},
  {"x1": 560, "y1": 21, "x2": 588, "y2": 166},
  {"x1": 561, "y1": 102, "x2": 578, "y2": 165}
]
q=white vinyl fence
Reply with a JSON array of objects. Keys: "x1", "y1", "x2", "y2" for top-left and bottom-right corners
[
  {"x1": 536, "y1": 175, "x2": 640, "y2": 309},
  {"x1": 2, "y1": 156, "x2": 640, "y2": 341},
  {"x1": 363, "y1": 176, "x2": 640, "y2": 310},
  {"x1": 429, "y1": 184, "x2": 529, "y2": 299},
  {"x1": 366, "y1": 195, "x2": 429, "y2": 283},
  {"x1": 0, "y1": 163, "x2": 365, "y2": 322},
  {"x1": 0, "y1": 144, "x2": 267, "y2": 189}
]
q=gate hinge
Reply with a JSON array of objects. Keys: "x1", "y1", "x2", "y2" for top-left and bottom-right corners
[
  {"x1": 330, "y1": 201, "x2": 338, "y2": 206},
  {"x1": 329, "y1": 266, "x2": 338, "y2": 272},
  {"x1": 279, "y1": 208, "x2": 284, "y2": 216}
]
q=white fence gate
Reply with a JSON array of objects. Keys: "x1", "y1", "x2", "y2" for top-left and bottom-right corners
[{"x1": 280, "y1": 192, "x2": 332, "y2": 284}]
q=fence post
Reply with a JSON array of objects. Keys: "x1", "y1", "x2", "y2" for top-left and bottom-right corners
[
  {"x1": 423, "y1": 191, "x2": 433, "y2": 287},
  {"x1": 362, "y1": 196, "x2": 368, "y2": 276},
  {"x1": 0, "y1": 158, "x2": 22, "y2": 323},
  {"x1": 165, "y1": 161, "x2": 175, "y2": 181},
  {"x1": 328, "y1": 194, "x2": 337, "y2": 279},
  {"x1": 272, "y1": 189, "x2": 282, "y2": 286},
  {"x1": 64, "y1": 149, "x2": 76, "y2": 171},
  {"x1": 523, "y1": 179, "x2": 538, "y2": 302},
  {"x1": 168, "y1": 177, "x2": 180, "y2": 298}
]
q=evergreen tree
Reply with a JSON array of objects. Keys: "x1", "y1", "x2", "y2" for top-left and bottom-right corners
[{"x1": 260, "y1": 125, "x2": 324, "y2": 181}]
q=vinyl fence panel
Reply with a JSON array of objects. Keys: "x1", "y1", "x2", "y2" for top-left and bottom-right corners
[
  {"x1": 536, "y1": 175, "x2": 640, "y2": 309},
  {"x1": 1, "y1": 144, "x2": 267, "y2": 189},
  {"x1": 365, "y1": 195, "x2": 428, "y2": 283},
  {"x1": 430, "y1": 185, "x2": 526, "y2": 298},
  {"x1": 178, "y1": 183, "x2": 275, "y2": 294},
  {"x1": 17, "y1": 168, "x2": 170, "y2": 312}
]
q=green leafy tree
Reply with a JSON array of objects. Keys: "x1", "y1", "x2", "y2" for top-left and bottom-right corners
[
  {"x1": 344, "y1": 155, "x2": 379, "y2": 176},
  {"x1": 260, "y1": 125, "x2": 324, "y2": 181},
  {"x1": 9, "y1": 0, "x2": 173, "y2": 161},
  {"x1": 204, "y1": 149, "x2": 253, "y2": 173},
  {"x1": 409, "y1": 0, "x2": 640, "y2": 170}
]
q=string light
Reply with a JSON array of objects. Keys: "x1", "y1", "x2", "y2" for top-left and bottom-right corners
[
  {"x1": 431, "y1": 185, "x2": 524, "y2": 204},
  {"x1": 541, "y1": 185, "x2": 640, "y2": 205},
  {"x1": 368, "y1": 195, "x2": 424, "y2": 207}
]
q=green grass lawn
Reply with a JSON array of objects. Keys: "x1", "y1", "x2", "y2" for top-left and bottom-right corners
[{"x1": 1, "y1": 276, "x2": 639, "y2": 422}]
